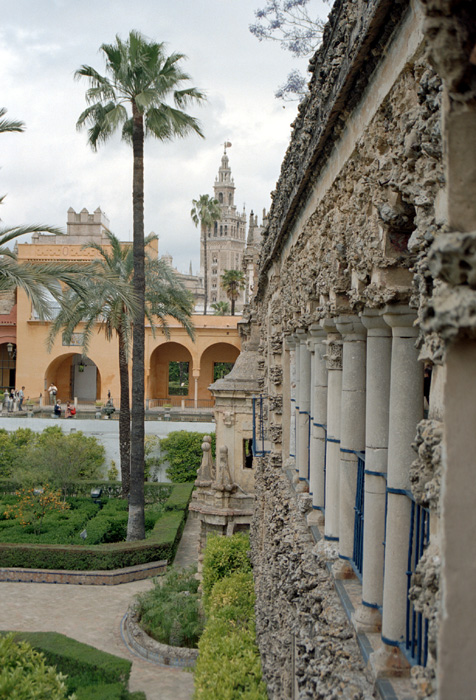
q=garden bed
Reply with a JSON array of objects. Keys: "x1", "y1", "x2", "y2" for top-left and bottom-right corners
[{"x1": 0, "y1": 482, "x2": 194, "y2": 571}]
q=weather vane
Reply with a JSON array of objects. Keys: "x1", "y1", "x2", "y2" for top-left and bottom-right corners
[{"x1": 223, "y1": 141, "x2": 232, "y2": 154}]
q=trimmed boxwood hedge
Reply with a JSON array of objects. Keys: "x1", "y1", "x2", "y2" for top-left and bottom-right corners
[
  {"x1": 5, "y1": 632, "x2": 145, "y2": 699},
  {"x1": 0, "y1": 479, "x2": 173, "y2": 504},
  {"x1": 0, "y1": 484, "x2": 192, "y2": 571}
]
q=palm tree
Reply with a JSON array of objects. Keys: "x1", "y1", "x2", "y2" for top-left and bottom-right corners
[
  {"x1": 191, "y1": 194, "x2": 221, "y2": 316},
  {"x1": 48, "y1": 231, "x2": 194, "y2": 499},
  {"x1": 211, "y1": 301, "x2": 230, "y2": 315},
  {"x1": 75, "y1": 31, "x2": 205, "y2": 540},
  {"x1": 0, "y1": 108, "x2": 24, "y2": 134},
  {"x1": 220, "y1": 269, "x2": 245, "y2": 316}
]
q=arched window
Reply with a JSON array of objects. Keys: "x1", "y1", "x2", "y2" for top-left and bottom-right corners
[
  {"x1": 228, "y1": 193, "x2": 232, "y2": 205},
  {"x1": 218, "y1": 192, "x2": 223, "y2": 203}
]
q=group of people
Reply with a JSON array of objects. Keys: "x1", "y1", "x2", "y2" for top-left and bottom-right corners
[
  {"x1": 3, "y1": 387, "x2": 25, "y2": 412},
  {"x1": 48, "y1": 385, "x2": 76, "y2": 418},
  {"x1": 53, "y1": 399, "x2": 76, "y2": 419}
]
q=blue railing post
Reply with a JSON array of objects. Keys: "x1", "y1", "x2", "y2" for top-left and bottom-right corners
[
  {"x1": 352, "y1": 452, "x2": 365, "y2": 576},
  {"x1": 405, "y1": 496, "x2": 430, "y2": 666}
]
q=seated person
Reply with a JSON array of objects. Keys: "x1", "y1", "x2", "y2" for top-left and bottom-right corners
[
  {"x1": 54, "y1": 400, "x2": 62, "y2": 417},
  {"x1": 65, "y1": 401, "x2": 72, "y2": 419}
]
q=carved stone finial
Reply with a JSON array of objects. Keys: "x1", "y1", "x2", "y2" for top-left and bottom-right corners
[
  {"x1": 214, "y1": 445, "x2": 234, "y2": 491},
  {"x1": 196, "y1": 436, "x2": 213, "y2": 483}
]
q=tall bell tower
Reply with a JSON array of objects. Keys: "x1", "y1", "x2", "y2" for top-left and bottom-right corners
[{"x1": 200, "y1": 145, "x2": 248, "y2": 313}]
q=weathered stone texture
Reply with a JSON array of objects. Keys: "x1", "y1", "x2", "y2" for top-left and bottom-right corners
[{"x1": 251, "y1": 460, "x2": 374, "y2": 699}]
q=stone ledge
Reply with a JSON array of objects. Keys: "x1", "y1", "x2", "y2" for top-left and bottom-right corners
[
  {"x1": 121, "y1": 605, "x2": 198, "y2": 668},
  {"x1": 0, "y1": 559, "x2": 167, "y2": 585}
]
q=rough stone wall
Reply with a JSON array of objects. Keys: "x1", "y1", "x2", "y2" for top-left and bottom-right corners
[
  {"x1": 251, "y1": 458, "x2": 374, "y2": 699},
  {"x1": 266, "y1": 60, "x2": 443, "y2": 332},
  {"x1": 247, "y1": 0, "x2": 448, "y2": 696}
]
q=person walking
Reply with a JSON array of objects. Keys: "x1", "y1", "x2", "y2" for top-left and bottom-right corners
[{"x1": 18, "y1": 386, "x2": 25, "y2": 411}]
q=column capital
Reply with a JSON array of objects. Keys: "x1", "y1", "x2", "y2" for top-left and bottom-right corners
[
  {"x1": 383, "y1": 304, "x2": 419, "y2": 337},
  {"x1": 295, "y1": 328, "x2": 308, "y2": 343},
  {"x1": 284, "y1": 334, "x2": 297, "y2": 350},
  {"x1": 307, "y1": 323, "x2": 326, "y2": 352},
  {"x1": 360, "y1": 307, "x2": 392, "y2": 336},
  {"x1": 320, "y1": 316, "x2": 339, "y2": 334},
  {"x1": 335, "y1": 314, "x2": 367, "y2": 340}
]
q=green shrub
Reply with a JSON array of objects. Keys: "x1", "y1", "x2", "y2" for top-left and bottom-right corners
[
  {"x1": 201, "y1": 533, "x2": 252, "y2": 606},
  {"x1": 137, "y1": 566, "x2": 203, "y2": 648},
  {"x1": 0, "y1": 633, "x2": 71, "y2": 699},
  {"x1": 0, "y1": 506, "x2": 187, "y2": 570},
  {"x1": 158, "y1": 431, "x2": 216, "y2": 483},
  {"x1": 10, "y1": 632, "x2": 131, "y2": 688},
  {"x1": 194, "y1": 570, "x2": 266, "y2": 700},
  {"x1": 163, "y1": 483, "x2": 194, "y2": 511}
]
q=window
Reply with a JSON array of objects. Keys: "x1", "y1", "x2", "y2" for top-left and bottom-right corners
[
  {"x1": 213, "y1": 361, "x2": 234, "y2": 381},
  {"x1": 168, "y1": 361, "x2": 189, "y2": 396},
  {"x1": 219, "y1": 192, "x2": 223, "y2": 203}
]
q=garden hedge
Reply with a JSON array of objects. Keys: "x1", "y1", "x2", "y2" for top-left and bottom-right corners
[
  {"x1": 5, "y1": 632, "x2": 145, "y2": 699},
  {"x1": 194, "y1": 537, "x2": 267, "y2": 700},
  {"x1": 0, "y1": 479, "x2": 173, "y2": 503},
  {"x1": 0, "y1": 484, "x2": 193, "y2": 571}
]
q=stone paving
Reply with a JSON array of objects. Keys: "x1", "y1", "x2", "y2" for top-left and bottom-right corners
[{"x1": 0, "y1": 514, "x2": 200, "y2": 700}]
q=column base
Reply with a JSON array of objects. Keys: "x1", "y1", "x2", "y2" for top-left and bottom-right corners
[
  {"x1": 295, "y1": 479, "x2": 309, "y2": 494},
  {"x1": 352, "y1": 603, "x2": 382, "y2": 633},
  {"x1": 368, "y1": 643, "x2": 411, "y2": 679},
  {"x1": 292, "y1": 471, "x2": 300, "y2": 486},
  {"x1": 307, "y1": 509, "x2": 325, "y2": 527},
  {"x1": 332, "y1": 558, "x2": 356, "y2": 580}
]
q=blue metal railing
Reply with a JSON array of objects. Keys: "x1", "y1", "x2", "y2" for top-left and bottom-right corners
[
  {"x1": 352, "y1": 451, "x2": 366, "y2": 576},
  {"x1": 405, "y1": 498, "x2": 430, "y2": 666},
  {"x1": 252, "y1": 395, "x2": 270, "y2": 456}
]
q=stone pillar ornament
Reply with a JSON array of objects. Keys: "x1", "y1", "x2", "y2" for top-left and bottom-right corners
[
  {"x1": 296, "y1": 329, "x2": 311, "y2": 486},
  {"x1": 321, "y1": 318, "x2": 343, "y2": 542},
  {"x1": 196, "y1": 436, "x2": 214, "y2": 484},
  {"x1": 370, "y1": 305, "x2": 423, "y2": 676},
  {"x1": 353, "y1": 308, "x2": 392, "y2": 632},
  {"x1": 284, "y1": 334, "x2": 297, "y2": 465},
  {"x1": 307, "y1": 323, "x2": 328, "y2": 515},
  {"x1": 334, "y1": 315, "x2": 367, "y2": 578}
]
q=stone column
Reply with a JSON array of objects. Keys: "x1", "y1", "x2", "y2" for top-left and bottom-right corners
[
  {"x1": 353, "y1": 308, "x2": 392, "y2": 632},
  {"x1": 193, "y1": 369, "x2": 200, "y2": 408},
  {"x1": 334, "y1": 316, "x2": 367, "y2": 578},
  {"x1": 296, "y1": 329, "x2": 311, "y2": 485},
  {"x1": 307, "y1": 323, "x2": 328, "y2": 515},
  {"x1": 321, "y1": 318, "x2": 342, "y2": 542},
  {"x1": 370, "y1": 305, "x2": 423, "y2": 675}
]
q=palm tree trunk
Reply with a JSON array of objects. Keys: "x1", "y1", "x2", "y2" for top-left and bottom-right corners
[
  {"x1": 118, "y1": 326, "x2": 130, "y2": 499},
  {"x1": 203, "y1": 226, "x2": 208, "y2": 316},
  {"x1": 231, "y1": 297, "x2": 235, "y2": 316},
  {"x1": 127, "y1": 103, "x2": 146, "y2": 541}
]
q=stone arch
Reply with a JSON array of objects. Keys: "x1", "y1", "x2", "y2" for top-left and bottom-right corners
[
  {"x1": 149, "y1": 342, "x2": 194, "y2": 401},
  {"x1": 198, "y1": 342, "x2": 240, "y2": 400},
  {"x1": 44, "y1": 352, "x2": 101, "y2": 403}
]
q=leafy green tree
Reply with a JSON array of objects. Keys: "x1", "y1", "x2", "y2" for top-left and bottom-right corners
[
  {"x1": 0, "y1": 634, "x2": 71, "y2": 699},
  {"x1": 48, "y1": 231, "x2": 194, "y2": 498},
  {"x1": 76, "y1": 31, "x2": 205, "y2": 541},
  {"x1": 191, "y1": 194, "x2": 222, "y2": 315},
  {"x1": 17, "y1": 427, "x2": 105, "y2": 499},
  {"x1": 220, "y1": 269, "x2": 245, "y2": 316},
  {"x1": 158, "y1": 430, "x2": 216, "y2": 482},
  {"x1": 0, "y1": 428, "x2": 36, "y2": 479},
  {"x1": 211, "y1": 301, "x2": 230, "y2": 315}
]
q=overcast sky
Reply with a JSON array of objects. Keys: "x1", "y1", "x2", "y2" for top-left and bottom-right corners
[{"x1": 1, "y1": 0, "x2": 329, "y2": 273}]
